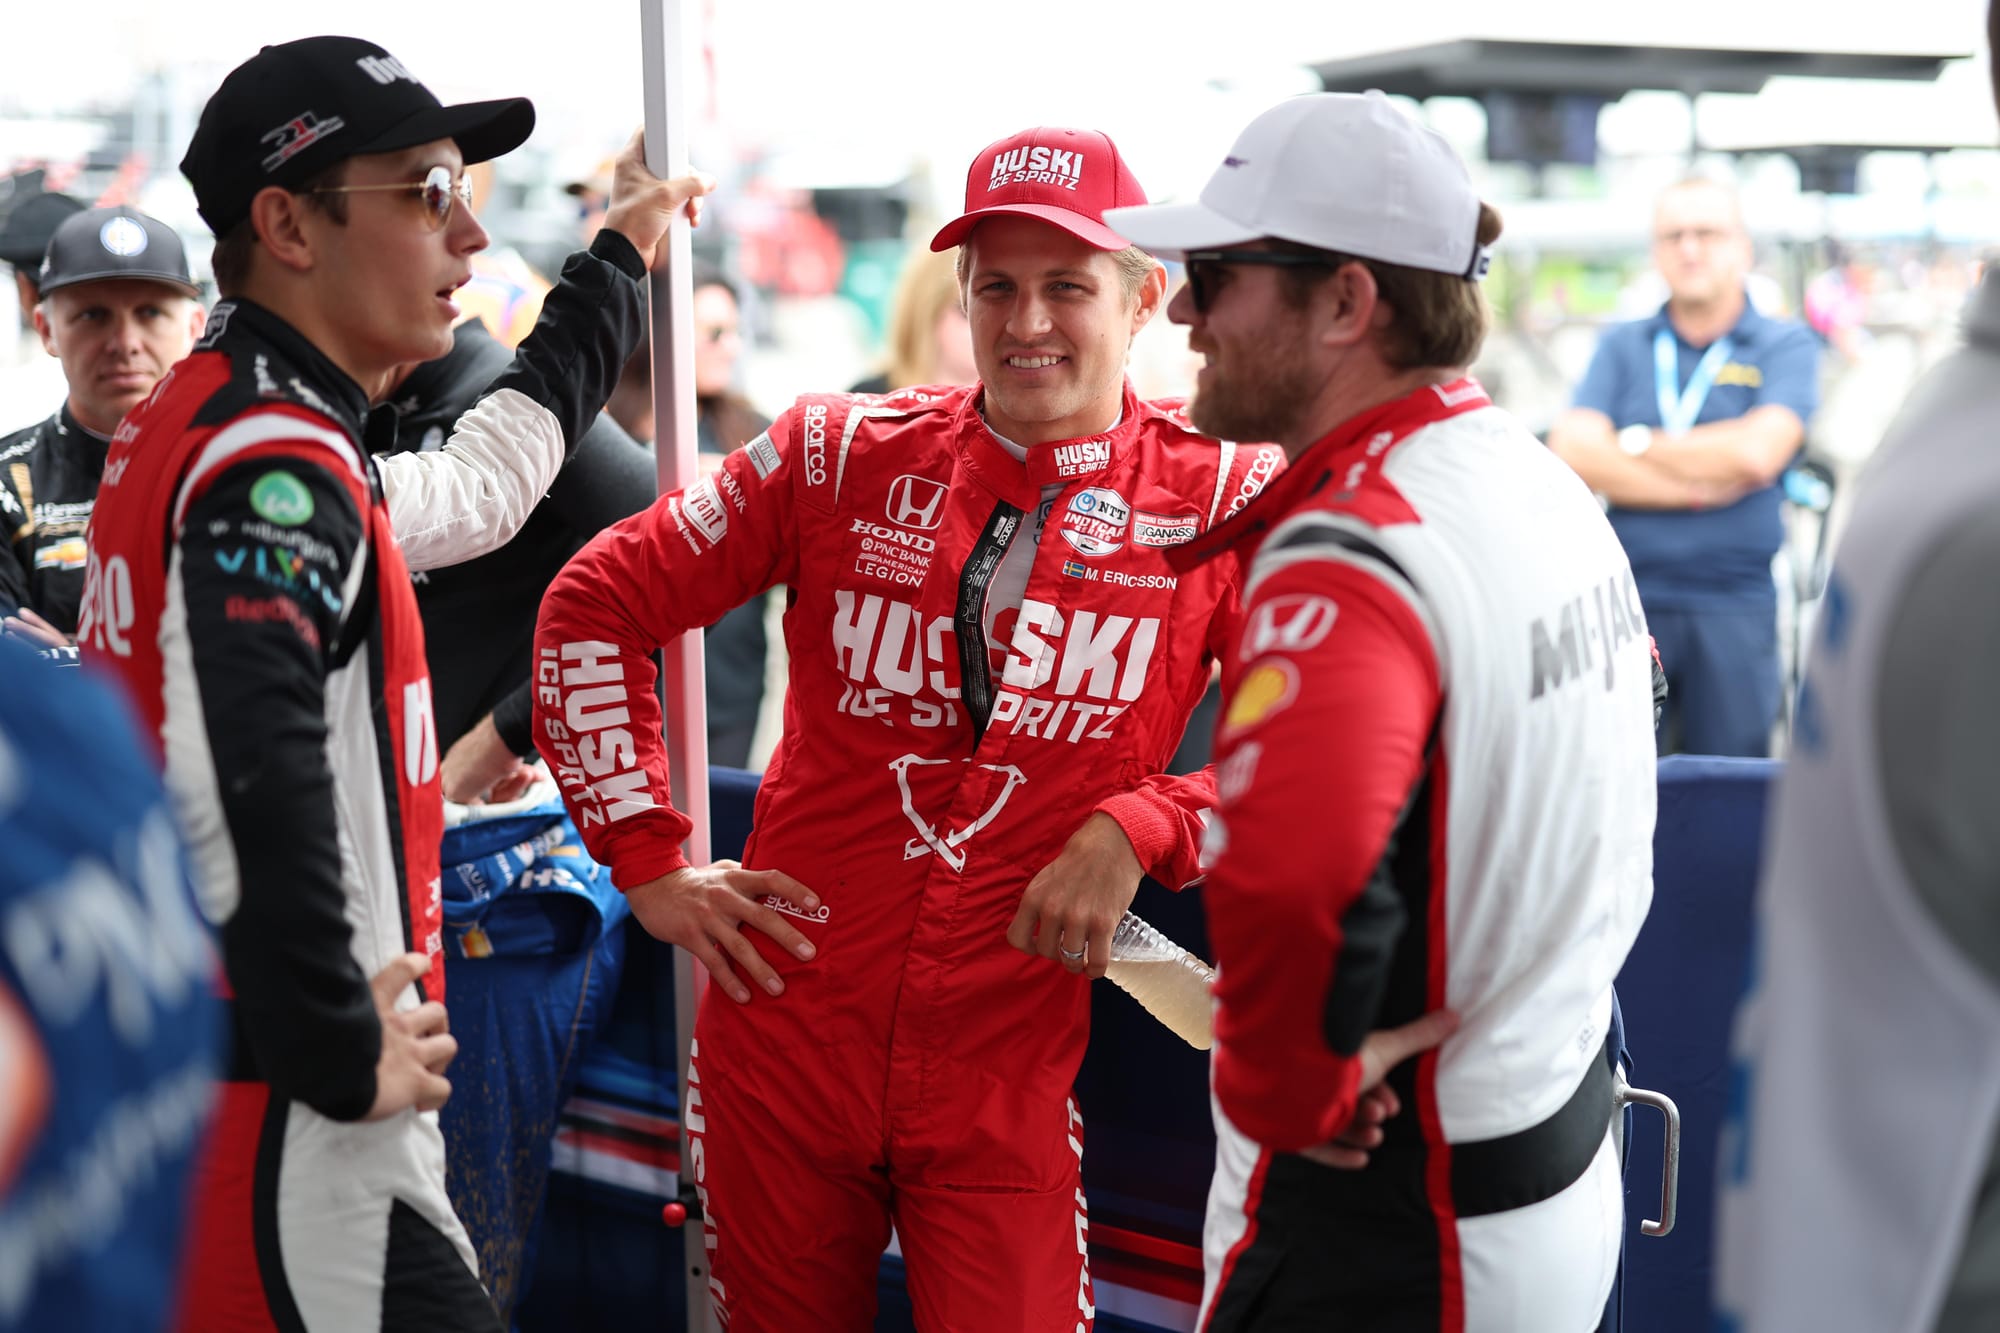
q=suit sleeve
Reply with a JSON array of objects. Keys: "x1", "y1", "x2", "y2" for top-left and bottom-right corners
[
  {"x1": 173, "y1": 455, "x2": 380, "y2": 1122},
  {"x1": 1205, "y1": 555, "x2": 1440, "y2": 1152},
  {"x1": 534, "y1": 415, "x2": 801, "y2": 888},
  {"x1": 387, "y1": 231, "x2": 648, "y2": 571}
]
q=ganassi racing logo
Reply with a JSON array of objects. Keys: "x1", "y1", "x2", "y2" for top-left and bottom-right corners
[{"x1": 892, "y1": 755, "x2": 1025, "y2": 872}]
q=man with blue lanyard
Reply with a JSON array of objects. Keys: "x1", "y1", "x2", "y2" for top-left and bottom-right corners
[{"x1": 1549, "y1": 177, "x2": 1820, "y2": 757}]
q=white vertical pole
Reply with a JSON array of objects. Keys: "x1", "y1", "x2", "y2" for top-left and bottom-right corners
[{"x1": 637, "y1": 2, "x2": 714, "y2": 1329}]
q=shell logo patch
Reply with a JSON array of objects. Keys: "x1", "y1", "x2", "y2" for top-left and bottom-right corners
[{"x1": 1223, "y1": 659, "x2": 1299, "y2": 733}]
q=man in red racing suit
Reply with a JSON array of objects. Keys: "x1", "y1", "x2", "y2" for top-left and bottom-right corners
[{"x1": 535, "y1": 126, "x2": 1283, "y2": 1330}]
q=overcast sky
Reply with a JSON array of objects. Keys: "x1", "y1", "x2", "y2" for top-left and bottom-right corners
[{"x1": 7, "y1": 0, "x2": 1997, "y2": 213}]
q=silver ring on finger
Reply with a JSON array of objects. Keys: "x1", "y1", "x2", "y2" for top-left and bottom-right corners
[{"x1": 1060, "y1": 945, "x2": 1087, "y2": 962}]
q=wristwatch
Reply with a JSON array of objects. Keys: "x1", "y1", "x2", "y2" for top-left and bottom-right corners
[{"x1": 1617, "y1": 424, "x2": 1654, "y2": 457}]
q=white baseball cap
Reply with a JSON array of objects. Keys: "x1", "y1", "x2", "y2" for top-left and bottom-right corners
[{"x1": 1105, "y1": 91, "x2": 1490, "y2": 281}]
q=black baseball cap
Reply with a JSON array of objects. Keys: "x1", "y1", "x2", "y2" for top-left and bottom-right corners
[
  {"x1": 0, "y1": 192, "x2": 86, "y2": 271},
  {"x1": 39, "y1": 206, "x2": 200, "y2": 299},
  {"x1": 179, "y1": 35, "x2": 535, "y2": 237}
]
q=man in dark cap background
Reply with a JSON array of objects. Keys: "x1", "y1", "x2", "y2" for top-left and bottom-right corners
[
  {"x1": 0, "y1": 204, "x2": 205, "y2": 646},
  {"x1": 0, "y1": 184, "x2": 85, "y2": 326}
]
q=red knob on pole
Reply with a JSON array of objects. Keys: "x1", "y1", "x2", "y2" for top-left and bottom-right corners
[{"x1": 661, "y1": 1201, "x2": 689, "y2": 1227}]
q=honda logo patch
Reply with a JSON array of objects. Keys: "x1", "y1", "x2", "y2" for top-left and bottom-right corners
[
  {"x1": 885, "y1": 474, "x2": 947, "y2": 531},
  {"x1": 1245, "y1": 594, "x2": 1338, "y2": 657}
]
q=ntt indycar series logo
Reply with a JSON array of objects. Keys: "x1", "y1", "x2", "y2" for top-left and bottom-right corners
[
  {"x1": 989, "y1": 145, "x2": 1085, "y2": 192},
  {"x1": 1060, "y1": 487, "x2": 1130, "y2": 557}
]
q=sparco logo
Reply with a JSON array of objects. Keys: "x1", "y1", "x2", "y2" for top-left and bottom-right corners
[
  {"x1": 1226, "y1": 447, "x2": 1282, "y2": 517},
  {"x1": 885, "y1": 474, "x2": 947, "y2": 530},
  {"x1": 989, "y1": 145, "x2": 1085, "y2": 192},
  {"x1": 1051, "y1": 439, "x2": 1110, "y2": 477},
  {"x1": 801, "y1": 404, "x2": 829, "y2": 485}
]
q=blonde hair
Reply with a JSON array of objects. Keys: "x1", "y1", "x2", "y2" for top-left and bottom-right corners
[
  {"x1": 952, "y1": 237, "x2": 1158, "y2": 309},
  {"x1": 883, "y1": 248, "x2": 966, "y2": 389}
]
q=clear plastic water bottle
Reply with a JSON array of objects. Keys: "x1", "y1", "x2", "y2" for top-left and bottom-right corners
[{"x1": 1105, "y1": 912, "x2": 1215, "y2": 1050}]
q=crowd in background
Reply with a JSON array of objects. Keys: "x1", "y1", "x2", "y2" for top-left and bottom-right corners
[{"x1": 5, "y1": 130, "x2": 1959, "y2": 761}]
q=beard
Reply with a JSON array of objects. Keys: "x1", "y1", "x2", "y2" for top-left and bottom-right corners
[{"x1": 1186, "y1": 337, "x2": 1321, "y2": 447}]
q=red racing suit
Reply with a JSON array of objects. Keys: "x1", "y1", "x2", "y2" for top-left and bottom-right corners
[
  {"x1": 534, "y1": 382, "x2": 1282, "y2": 1331},
  {"x1": 1170, "y1": 380, "x2": 1656, "y2": 1332}
]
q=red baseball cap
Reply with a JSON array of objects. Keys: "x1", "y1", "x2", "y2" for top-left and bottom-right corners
[{"x1": 929, "y1": 126, "x2": 1147, "y2": 252}]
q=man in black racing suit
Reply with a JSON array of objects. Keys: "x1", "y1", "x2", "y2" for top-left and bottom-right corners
[{"x1": 0, "y1": 204, "x2": 205, "y2": 643}]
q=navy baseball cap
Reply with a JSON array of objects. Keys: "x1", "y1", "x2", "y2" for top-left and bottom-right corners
[
  {"x1": 180, "y1": 35, "x2": 535, "y2": 236},
  {"x1": 0, "y1": 192, "x2": 86, "y2": 272},
  {"x1": 40, "y1": 206, "x2": 200, "y2": 299}
]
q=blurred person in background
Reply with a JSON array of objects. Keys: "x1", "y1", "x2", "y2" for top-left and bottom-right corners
[
  {"x1": 692, "y1": 265, "x2": 775, "y2": 769},
  {"x1": 0, "y1": 634, "x2": 220, "y2": 1333},
  {"x1": 531, "y1": 124, "x2": 1282, "y2": 1330},
  {"x1": 76, "y1": 34, "x2": 709, "y2": 1331},
  {"x1": 0, "y1": 189, "x2": 84, "y2": 331},
  {"x1": 1548, "y1": 176, "x2": 1820, "y2": 757},
  {"x1": 850, "y1": 245, "x2": 977, "y2": 393},
  {"x1": 563, "y1": 155, "x2": 615, "y2": 246},
  {"x1": 1713, "y1": 4, "x2": 2000, "y2": 1328},
  {"x1": 0, "y1": 206, "x2": 205, "y2": 648},
  {"x1": 452, "y1": 160, "x2": 552, "y2": 348},
  {"x1": 1804, "y1": 239, "x2": 1873, "y2": 364}
]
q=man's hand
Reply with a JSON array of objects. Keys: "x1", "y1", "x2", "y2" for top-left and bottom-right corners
[
  {"x1": 1007, "y1": 811, "x2": 1144, "y2": 979},
  {"x1": 2, "y1": 607, "x2": 71, "y2": 651},
  {"x1": 626, "y1": 862, "x2": 821, "y2": 1004},
  {"x1": 600, "y1": 128, "x2": 718, "y2": 271},
  {"x1": 1298, "y1": 1008, "x2": 1459, "y2": 1170},
  {"x1": 440, "y1": 713, "x2": 537, "y2": 804},
  {"x1": 365, "y1": 952, "x2": 456, "y2": 1122}
]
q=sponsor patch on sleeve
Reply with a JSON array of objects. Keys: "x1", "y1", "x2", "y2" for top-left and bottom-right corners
[
  {"x1": 1222, "y1": 659, "x2": 1299, "y2": 733},
  {"x1": 742, "y1": 430, "x2": 781, "y2": 480},
  {"x1": 248, "y1": 470, "x2": 314, "y2": 527},
  {"x1": 670, "y1": 475, "x2": 729, "y2": 553}
]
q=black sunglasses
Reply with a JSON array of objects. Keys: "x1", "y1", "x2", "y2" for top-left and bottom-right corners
[
  {"x1": 1182, "y1": 249, "x2": 1346, "y2": 314},
  {"x1": 308, "y1": 165, "x2": 475, "y2": 231}
]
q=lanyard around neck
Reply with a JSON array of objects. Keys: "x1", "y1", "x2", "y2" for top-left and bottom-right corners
[{"x1": 1653, "y1": 328, "x2": 1733, "y2": 436}]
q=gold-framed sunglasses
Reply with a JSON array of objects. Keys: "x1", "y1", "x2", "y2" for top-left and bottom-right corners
[{"x1": 307, "y1": 165, "x2": 474, "y2": 230}]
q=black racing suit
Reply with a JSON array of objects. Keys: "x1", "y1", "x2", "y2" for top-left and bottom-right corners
[{"x1": 0, "y1": 403, "x2": 111, "y2": 634}]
